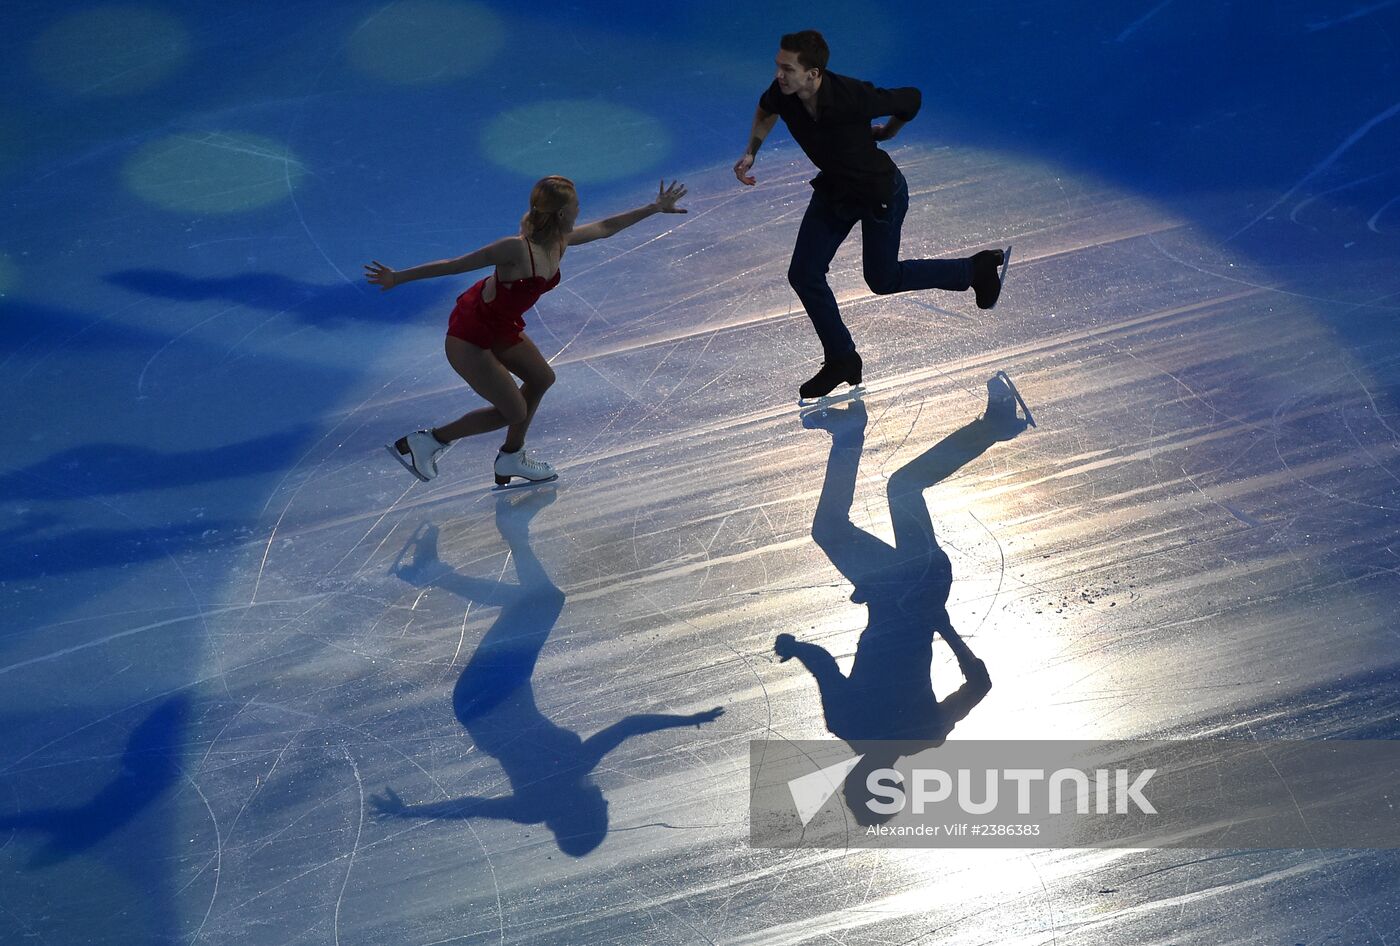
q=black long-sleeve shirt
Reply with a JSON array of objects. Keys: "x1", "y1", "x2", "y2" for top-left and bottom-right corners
[{"x1": 758, "y1": 71, "x2": 922, "y2": 211}]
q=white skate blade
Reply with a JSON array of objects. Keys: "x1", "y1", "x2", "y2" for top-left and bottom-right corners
[
  {"x1": 798, "y1": 384, "x2": 866, "y2": 414},
  {"x1": 994, "y1": 369, "x2": 1035, "y2": 428},
  {"x1": 491, "y1": 473, "x2": 559, "y2": 491},
  {"x1": 385, "y1": 443, "x2": 430, "y2": 482}
]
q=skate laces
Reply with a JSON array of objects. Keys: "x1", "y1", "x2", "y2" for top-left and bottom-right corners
[
  {"x1": 517, "y1": 450, "x2": 550, "y2": 473},
  {"x1": 500, "y1": 448, "x2": 551, "y2": 473}
]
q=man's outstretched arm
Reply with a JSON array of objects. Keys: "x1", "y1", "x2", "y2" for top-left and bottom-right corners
[{"x1": 734, "y1": 106, "x2": 779, "y2": 185}]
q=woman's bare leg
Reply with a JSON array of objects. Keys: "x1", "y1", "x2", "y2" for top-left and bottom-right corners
[
  {"x1": 492, "y1": 335, "x2": 556, "y2": 453},
  {"x1": 433, "y1": 336, "x2": 530, "y2": 443},
  {"x1": 433, "y1": 335, "x2": 555, "y2": 449}
]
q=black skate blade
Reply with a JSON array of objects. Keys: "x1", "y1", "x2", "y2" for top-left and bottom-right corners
[
  {"x1": 797, "y1": 384, "x2": 866, "y2": 414},
  {"x1": 987, "y1": 243, "x2": 1012, "y2": 311},
  {"x1": 385, "y1": 443, "x2": 430, "y2": 482},
  {"x1": 994, "y1": 369, "x2": 1035, "y2": 428}
]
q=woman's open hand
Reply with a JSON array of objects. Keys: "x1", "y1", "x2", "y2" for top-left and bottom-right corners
[
  {"x1": 364, "y1": 260, "x2": 398, "y2": 291},
  {"x1": 654, "y1": 180, "x2": 688, "y2": 214}
]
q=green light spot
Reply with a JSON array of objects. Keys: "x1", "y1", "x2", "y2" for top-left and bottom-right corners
[
  {"x1": 348, "y1": 0, "x2": 503, "y2": 84},
  {"x1": 0, "y1": 255, "x2": 17, "y2": 298},
  {"x1": 482, "y1": 101, "x2": 671, "y2": 184},
  {"x1": 124, "y1": 132, "x2": 306, "y2": 214}
]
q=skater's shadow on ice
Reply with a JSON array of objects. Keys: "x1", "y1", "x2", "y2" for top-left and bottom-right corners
[
  {"x1": 372, "y1": 491, "x2": 723, "y2": 857},
  {"x1": 107, "y1": 269, "x2": 421, "y2": 327},
  {"x1": 0, "y1": 300, "x2": 181, "y2": 356},
  {"x1": 0, "y1": 695, "x2": 190, "y2": 869},
  {"x1": 778, "y1": 400, "x2": 1026, "y2": 824},
  {"x1": 0, "y1": 425, "x2": 316, "y2": 500},
  {"x1": 0, "y1": 514, "x2": 237, "y2": 581}
]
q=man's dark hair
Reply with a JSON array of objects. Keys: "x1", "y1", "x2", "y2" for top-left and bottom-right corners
[{"x1": 780, "y1": 30, "x2": 829, "y2": 75}]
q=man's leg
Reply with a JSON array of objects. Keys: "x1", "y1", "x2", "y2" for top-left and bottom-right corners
[
  {"x1": 860, "y1": 170, "x2": 976, "y2": 295},
  {"x1": 788, "y1": 189, "x2": 860, "y2": 360}
]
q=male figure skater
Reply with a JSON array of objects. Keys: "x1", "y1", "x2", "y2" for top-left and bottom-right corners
[{"x1": 735, "y1": 30, "x2": 1008, "y2": 399}]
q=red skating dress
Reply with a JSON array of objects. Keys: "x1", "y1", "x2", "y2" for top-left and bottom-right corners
[{"x1": 446, "y1": 238, "x2": 561, "y2": 349}]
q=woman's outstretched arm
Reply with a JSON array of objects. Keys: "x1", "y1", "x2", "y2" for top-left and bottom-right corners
[
  {"x1": 364, "y1": 237, "x2": 522, "y2": 291},
  {"x1": 567, "y1": 181, "x2": 688, "y2": 246},
  {"x1": 581, "y1": 707, "x2": 723, "y2": 766},
  {"x1": 369, "y1": 787, "x2": 530, "y2": 822}
]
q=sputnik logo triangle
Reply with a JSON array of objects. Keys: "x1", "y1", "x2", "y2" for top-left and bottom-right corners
[{"x1": 787, "y1": 754, "x2": 865, "y2": 826}]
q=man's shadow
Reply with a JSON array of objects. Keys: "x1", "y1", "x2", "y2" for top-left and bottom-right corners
[
  {"x1": 372, "y1": 490, "x2": 723, "y2": 856},
  {"x1": 777, "y1": 399, "x2": 1027, "y2": 824},
  {"x1": 0, "y1": 694, "x2": 190, "y2": 868}
]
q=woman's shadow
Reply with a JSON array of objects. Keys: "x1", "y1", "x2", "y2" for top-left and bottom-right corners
[
  {"x1": 105, "y1": 270, "x2": 417, "y2": 327},
  {"x1": 371, "y1": 489, "x2": 723, "y2": 856},
  {"x1": 778, "y1": 399, "x2": 1026, "y2": 824},
  {"x1": 0, "y1": 695, "x2": 190, "y2": 868}
]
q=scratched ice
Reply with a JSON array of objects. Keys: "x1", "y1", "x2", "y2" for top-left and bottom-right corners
[{"x1": 3, "y1": 2, "x2": 1400, "y2": 944}]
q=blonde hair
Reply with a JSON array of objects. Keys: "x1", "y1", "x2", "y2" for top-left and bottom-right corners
[{"x1": 520, "y1": 175, "x2": 576, "y2": 246}]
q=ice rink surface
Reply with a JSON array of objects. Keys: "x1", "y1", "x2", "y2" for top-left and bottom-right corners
[{"x1": 3, "y1": 1, "x2": 1400, "y2": 943}]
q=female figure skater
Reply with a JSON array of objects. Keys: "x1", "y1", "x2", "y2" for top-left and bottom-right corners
[{"x1": 366, "y1": 176, "x2": 688, "y2": 485}]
